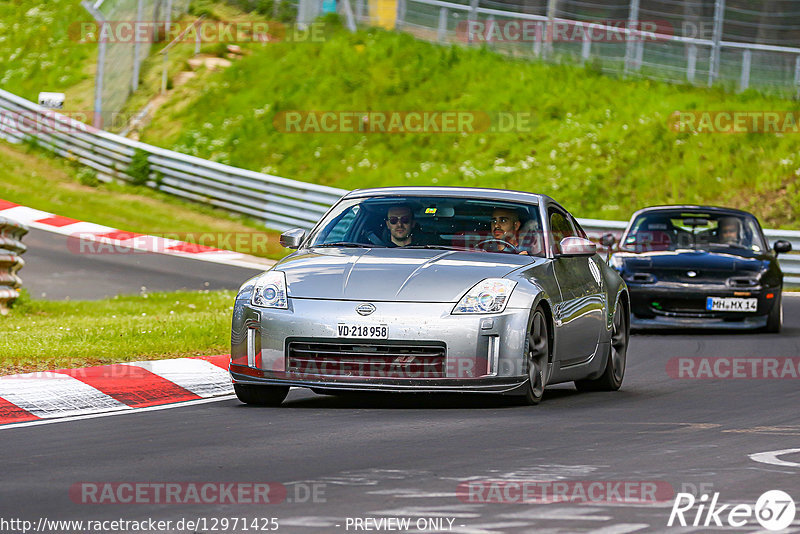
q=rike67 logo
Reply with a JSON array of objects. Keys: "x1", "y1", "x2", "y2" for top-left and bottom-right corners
[{"x1": 668, "y1": 490, "x2": 796, "y2": 531}]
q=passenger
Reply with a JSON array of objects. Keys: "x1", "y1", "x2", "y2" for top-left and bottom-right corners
[{"x1": 385, "y1": 205, "x2": 415, "y2": 247}]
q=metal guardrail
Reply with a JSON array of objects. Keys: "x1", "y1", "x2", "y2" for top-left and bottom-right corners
[
  {"x1": 0, "y1": 88, "x2": 345, "y2": 232},
  {"x1": 0, "y1": 88, "x2": 798, "y2": 285},
  {"x1": 0, "y1": 217, "x2": 28, "y2": 313}
]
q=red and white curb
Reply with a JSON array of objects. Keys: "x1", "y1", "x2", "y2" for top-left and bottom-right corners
[
  {"x1": 0, "y1": 199, "x2": 274, "y2": 271},
  {"x1": 0, "y1": 355, "x2": 234, "y2": 427}
]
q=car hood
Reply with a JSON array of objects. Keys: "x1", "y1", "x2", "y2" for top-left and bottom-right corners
[
  {"x1": 616, "y1": 250, "x2": 767, "y2": 274},
  {"x1": 274, "y1": 247, "x2": 538, "y2": 302}
]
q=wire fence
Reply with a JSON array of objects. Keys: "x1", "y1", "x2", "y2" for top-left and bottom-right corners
[
  {"x1": 381, "y1": 0, "x2": 800, "y2": 96},
  {"x1": 81, "y1": 0, "x2": 190, "y2": 129}
]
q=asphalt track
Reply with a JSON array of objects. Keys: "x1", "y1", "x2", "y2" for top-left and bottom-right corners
[
  {"x1": 20, "y1": 228, "x2": 264, "y2": 299},
  {"x1": 3, "y1": 230, "x2": 800, "y2": 533}
]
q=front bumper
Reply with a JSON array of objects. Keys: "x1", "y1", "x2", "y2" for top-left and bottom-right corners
[
  {"x1": 627, "y1": 282, "x2": 778, "y2": 330},
  {"x1": 230, "y1": 365, "x2": 528, "y2": 394},
  {"x1": 230, "y1": 298, "x2": 532, "y2": 393}
]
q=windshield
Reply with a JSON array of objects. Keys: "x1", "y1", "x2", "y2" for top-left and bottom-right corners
[
  {"x1": 305, "y1": 195, "x2": 544, "y2": 256},
  {"x1": 621, "y1": 210, "x2": 766, "y2": 255}
]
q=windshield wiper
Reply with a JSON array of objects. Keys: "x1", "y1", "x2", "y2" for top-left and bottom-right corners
[
  {"x1": 708, "y1": 242, "x2": 749, "y2": 250},
  {"x1": 404, "y1": 245, "x2": 465, "y2": 251},
  {"x1": 314, "y1": 242, "x2": 380, "y2": 248}
]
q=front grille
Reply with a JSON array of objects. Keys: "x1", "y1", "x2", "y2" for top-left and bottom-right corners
[
  {"x1": 287, "y1": 341, "x2": 447, "y2": 379},
  {"x1": 650, "y1": 297, "x2": 711, "y2": 316}
]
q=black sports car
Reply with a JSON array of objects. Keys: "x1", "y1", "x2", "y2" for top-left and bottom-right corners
[{"x1": 607, "y1": 206, "x2": 792, "y2": 332}]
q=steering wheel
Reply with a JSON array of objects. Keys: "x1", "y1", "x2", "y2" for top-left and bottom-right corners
[{"x1": 475, "y1": 238, "x2": 518, "y2": 253}]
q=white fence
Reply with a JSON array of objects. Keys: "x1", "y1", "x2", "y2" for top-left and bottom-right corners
[{"x1": 0, "y1": 88, "x2": 798, "y2": 285}]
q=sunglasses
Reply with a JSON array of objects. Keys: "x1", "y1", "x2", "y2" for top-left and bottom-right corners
[{"x1": 387, "y1": 216, "x2": 411, "y2": 225}]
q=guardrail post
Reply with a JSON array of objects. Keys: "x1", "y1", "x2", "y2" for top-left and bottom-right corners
[
  {"x1": 467, "y1": 0, "x2": 479, "y2": 44},
  {"x1": 533, "y1": 21, "x2": 543, "y2": 57},
  {"x1": 437, "y1": 7, "x2": 448, "y2": 43},
  {"x1": 708, "y1": 0, "x2": 725, "y2": 86},
  {"x1": 794, "y1": 55, "x2": 800, "y2": 98},
  {"x1": 132, "y1": 0, "x2": 144, "y2": 92},
  {"x1": 0, "y1": 217, "x2": 28, "y2": 315},
  {"x1": 396, "y1": 0, "x2": 407, "y2": 29},
  {"x1": 544, "y1": 0, "x2": 556, "y2": 57},
  {"x1": 355, "y1": 0, "x2": 364, "y2": 22},
  {"x1": 195, "y1": 22, "x2": 202, "y2": 54},
  {"x1": 687, "y1": 44, "x2": 697, "y2": 83},
  {"x1": 81, "y1": 1, "x2": 106, "y2": 129},
  {"x1": 581, "y1": 28, "x2": 591, "y2": 62},
  {"x1": 739, "y1": 49, "x2": 751, "y2": 92},
  {"x1": 624, "y1": 0, "x2": 640, "y2": 74},
  {"x1": 341, "y1": 0, "x2": 357, "y2": 31}
]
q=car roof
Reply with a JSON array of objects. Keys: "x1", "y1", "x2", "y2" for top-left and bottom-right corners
[
  {"x1": 629, "y1": 205, "x2": 758, "y2": 219},
  {"x1": 343, "y1": 186, "x2": 555, "y2": 206}
]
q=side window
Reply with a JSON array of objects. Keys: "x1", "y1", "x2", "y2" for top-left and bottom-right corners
[
  {"x1": 570, "y1": 216, "x2": 588, "y2": 239},
  {"x1": 548, "y1": 208, "x2": 577, "y2": 254}
]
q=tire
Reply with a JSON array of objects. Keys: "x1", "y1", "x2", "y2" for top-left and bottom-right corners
[
  {"x1": 765, "y1": 291, "x2": 782, "y2": 333},
  {"x1": 575, "y1": 299, "x2": 628, "y2": 392},
  {"x1": 233, "y1": 383, "x2": 289, "y2": 406},
  {"x1": 521, "y1": 307, "x2": 551, "y2": 405}
]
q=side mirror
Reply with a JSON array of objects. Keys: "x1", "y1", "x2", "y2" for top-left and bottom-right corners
[
  {"x1": 280, "y1": 228, "x2": 306, "y2": 249},
  {"x1": 773, "y1": 240, "x2": 792, "y2": 255},
  {"x1": 600, "y1": 233, "x2": 616, "y2": 248},
  {"x1": 558, "y1": 237, "x2": 597, "y2": 257},
  {"x1": 600, "y1": 233, "x2": 616, "y2": 262}
]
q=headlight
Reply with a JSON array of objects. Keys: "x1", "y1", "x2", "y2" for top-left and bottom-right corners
[
  {"x1": 453, "y1": 279, "x2": 517, "y2": 314},
  {"x1": 609, "y1": 255, "x2": 624, "y2": 271},
  {"x1": 251, "y1": 271, "x2": 288, "y2": 309}
]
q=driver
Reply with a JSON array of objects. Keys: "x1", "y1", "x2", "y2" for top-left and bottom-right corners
[
  {"x1": 385, "y1": 205, "x2": 415, "y2": 247},
  {"x1": 717, "y1": 216, "x2": 742, "y2": 245},
  {"x1": 490, "y1": 207, "x2": 527, "y2": 254}
]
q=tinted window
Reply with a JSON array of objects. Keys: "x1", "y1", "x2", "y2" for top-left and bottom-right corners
[
  {"x1": 621, "y1": 210, "x2": 766, "y2": 254},
  {"x1": 305, "y1": 196, "x2": 545, "y2": 256},
  {"x1": 548, "y1": 208, "x2": 577, "y2": 252}
]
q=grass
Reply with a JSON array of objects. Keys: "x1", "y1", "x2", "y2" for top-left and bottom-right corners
[
  {"x1": 1, "y1": 289, "x2": 235, "y2": 375},
  {"x1": 0, "y1": 141, "x2": 289, "y2": 259},
  {"x1": 0, "y1": 0, "x2": 97, "y2": 113},
  {"x1": 140, "y1": 24, "x2": 800, "y2": 229}
]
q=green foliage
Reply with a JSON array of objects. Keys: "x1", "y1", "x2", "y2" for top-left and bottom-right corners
[
  {"x1": 254, "y1": 0, "x2": 297, "y2": 22},
  {"x1": 141, "y1": 28, "x2": 800, "y2": 228},
  {"x1": 8, "y1": 288, "x2": 31, "y2": 311},
  {"x1": 127, "y1": 149, "x2": 152, "y2": 186},
  {"x1": 0, "y1": 1, "x2": 94, "y2": 101},
  {"x1": 76, "y1": 166, "x2": 100, "y2": 187}
]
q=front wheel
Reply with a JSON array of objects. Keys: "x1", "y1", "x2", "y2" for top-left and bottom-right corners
[
  {"x1": 521, "y1": 307, "x2": 551, "y2": 405},
  {"x1": 233, "y1": 383, "x2": 289, "y2": 406},
  {"x1": 575, "y1": 300, "x2": 628, "y2": 392}
]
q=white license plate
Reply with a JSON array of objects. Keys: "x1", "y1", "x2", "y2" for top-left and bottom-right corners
[
  {"x1": 337, "y1": 324, "x2": 389, "y2": 339},
  {"x1": 706, "y1": 297, "x2": 757, "y2": 312}
]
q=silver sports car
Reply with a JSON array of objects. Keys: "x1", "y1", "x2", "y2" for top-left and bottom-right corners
[{"x1": 229, "y1": 187, "x2": 629, "y2": 406}]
